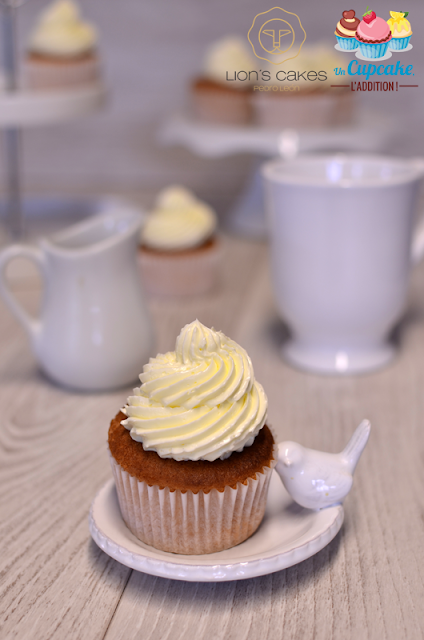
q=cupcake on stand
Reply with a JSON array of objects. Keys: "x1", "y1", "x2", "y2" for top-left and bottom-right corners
[
  {"x1": 252, "y1": 44, "x2": 355, "y2": 129},
  {"x1": 191, "y1": 36, "x2": 256, "y2": 126},
  {"x1": 25, "y1": 0, "x2": 100, "y2": 90}
]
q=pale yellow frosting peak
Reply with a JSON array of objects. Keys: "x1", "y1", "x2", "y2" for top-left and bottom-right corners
[
  {"x1": 29, "y1": 0, "x2": 97, "y2": 57},
  {"x1": 121, "y1": 320, "x2": 268, "y2": 461},
  {"x1": 204, "y1": 36, "x2": 257, "y2": 85},
  {"x1": 387, "y1": 12, "x2": 412, "y2": 37},
  {"x1": 155, "y1": 185, "x2": 196, "y2": 210},
  {"x1": 141, "y1": 186, "x2": 217, "y2": 251}
]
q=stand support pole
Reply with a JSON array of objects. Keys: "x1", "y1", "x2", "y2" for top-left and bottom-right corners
[{"x1": 1, "y1": 3, "x2": 23, "y2": 239}]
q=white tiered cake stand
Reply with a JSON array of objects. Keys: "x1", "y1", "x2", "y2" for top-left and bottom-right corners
[
  {"x1": 0, "y1": 83, "x2": 105, "y2": 127},
  {"x1": 161, "y1": 112, "x2": 394, "y2": 238},
  {"x1": 0, "y1": 0, "x2": 106, "y2": 241}
]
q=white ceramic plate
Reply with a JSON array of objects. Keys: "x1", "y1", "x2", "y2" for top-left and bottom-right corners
[
  {"x1": 389, "y1": 43, "x2": 413, "y2": 52},
  {"x1": 89, "y1": 472, "x2": 344, "y2": 582},
  {"x1": 334, "y1": 43, "x2": 359, "y2": 53}
]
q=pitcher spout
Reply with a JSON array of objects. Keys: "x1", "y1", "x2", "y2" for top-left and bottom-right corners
[{"x1": 42, "y1": 205, "x2": 144, "y2": 257}]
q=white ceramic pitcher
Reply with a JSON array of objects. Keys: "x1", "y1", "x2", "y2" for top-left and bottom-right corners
[{"x1": 0, "y1": 209, "x2": 154, "y2": 390}]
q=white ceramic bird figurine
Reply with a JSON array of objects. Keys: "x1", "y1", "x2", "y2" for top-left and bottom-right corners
[{"x1": 275, "y1": 420, "x2": 371, "y2": 510}]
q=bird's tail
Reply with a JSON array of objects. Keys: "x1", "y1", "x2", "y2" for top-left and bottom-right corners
[{"x1": 341, "y1": 420, "x2": 371, "y2": 473}]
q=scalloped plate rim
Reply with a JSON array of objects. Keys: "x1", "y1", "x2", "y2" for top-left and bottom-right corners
[{"x1": 89, "y1": 475, "x2": 344, "y2": 582}]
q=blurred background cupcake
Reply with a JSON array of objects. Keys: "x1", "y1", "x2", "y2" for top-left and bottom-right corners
[
  {"x1": 191, "y1": 36, "x2": 256, "y2": 126},
  {"x1": 251, "y1": 43, "x2": 354, "y2": 129},
  {"x1": 25, "y1": 0, "x2": 100, "y2": 90},
  {"x1": 139, "y1": 186, "x2": 220, "y2": 296},
  {"x1": 1, "y1": 0, "x2": 423, "y2": 229},
  {"x1": 387, "y1": 11, "x2": 412, "y2": 50}
]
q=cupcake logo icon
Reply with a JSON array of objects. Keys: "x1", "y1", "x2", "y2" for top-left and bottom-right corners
[
  {"x1": 248, "y1": 7, "x2": 306, "y2": 65},
  {"x1": 334, "y1": 8, "x2": 413, "y2": 60}
]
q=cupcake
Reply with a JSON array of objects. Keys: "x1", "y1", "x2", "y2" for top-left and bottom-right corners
[
  {"x1": 25, "y1": 0, "x2": 100, "y2": 90},
  {"x1": 191, "y1": 37, "x2": 256, "y2": 126},
  {"x1": 138, "y1": 186, "x2": 220, "y2": 296},
  {"x1": 252, "y1": 44, "x2": 355, "y2": 129},
  {"x1": 355, "y1": 8, "x2": 392, "y2": 58},
  {"x1": 335, "y1": 10, "x2": 360, "y2": 50},
  {"x1": 387, "y1": 11, "x2": 412, "y2": 50},
  {"x1": 108, "y1": 320, "x2": 276, "y2": 555}
]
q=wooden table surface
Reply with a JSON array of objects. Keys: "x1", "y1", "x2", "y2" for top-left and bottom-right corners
[{"x1": 1, "y1": 235, "x2": 424, "y2": 640}]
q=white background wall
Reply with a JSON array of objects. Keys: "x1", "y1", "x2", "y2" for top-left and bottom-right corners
[{"x1": 1, "y1": 0, "x2": 424, "y2": 214}]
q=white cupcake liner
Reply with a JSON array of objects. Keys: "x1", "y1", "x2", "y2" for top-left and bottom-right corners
[
  {"x1": 25, "y1": 55, "x2": 100, "y2": 90},
  {"x1": 252, "y1": 91, "x2": 342, "y2": 129},
  {"x1": 138, "y1": 240, "x2": 220, "y2": 296},
  {"x1": 357, "y1": 41, "x2": 391, "y2": 59},
  {"x1": 389, "y1": 35, "x2": 411, "y2": 50},
  {"x1": 192, "y1": 88, "x2": 252, "y2": 126},
  {"x1": 335, "y1": 35, "x2": 359, "y2": 50},
  {"x1": 109, "y1": 447, "x2": 277, "y2": 555}
]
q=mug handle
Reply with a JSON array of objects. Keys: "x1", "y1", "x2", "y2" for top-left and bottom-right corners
[
  {"x1": 0, "y1": 244, "x2": 45, "y2": 342},
  {"x1": 410, "y1": 157, "x2": 424, "y2": 265},
  {"x1": 411, "y1": 218, "x2": 424, "y2": 265}
]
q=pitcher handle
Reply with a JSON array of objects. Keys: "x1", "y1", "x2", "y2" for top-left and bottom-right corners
[{"x1": 0, "y1": 244, "x2": 45, "y2": 342}]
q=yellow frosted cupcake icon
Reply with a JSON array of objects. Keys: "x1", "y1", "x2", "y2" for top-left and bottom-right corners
[{"x1": 387, "y1": 11, "x2": 412, "y2": 50}]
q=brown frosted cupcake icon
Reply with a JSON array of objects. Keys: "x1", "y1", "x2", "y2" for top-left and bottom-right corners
[
  {"x1": 108, "y1": 320, "x2": 277, "y2": 555},
  {"x1": 335, "y1": 10, "x2": 360, "y2": 50}
]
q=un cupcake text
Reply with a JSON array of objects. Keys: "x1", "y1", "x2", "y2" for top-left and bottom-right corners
[{"x1": 347, "y1": 59, "x2": 414, "y2": 80}]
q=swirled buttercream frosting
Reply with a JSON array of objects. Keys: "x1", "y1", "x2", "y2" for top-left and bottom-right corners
[
  {"x1": 29, "y1": 0, "x2": 97, "y2": 57},
  {"x1": 121, "y1": 320, "x2": 268, "y2": 461},
  {"x1": 141, "y1": 186, "x2": 217, "y2": 251}
]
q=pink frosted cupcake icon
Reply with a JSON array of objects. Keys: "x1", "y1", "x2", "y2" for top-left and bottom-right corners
[
  {"x1": 355, "y1": 7, "x2": 392, "y2": 58},
  {"x1": 387, "y1": 11, "x2": 412, "y2": 50}
]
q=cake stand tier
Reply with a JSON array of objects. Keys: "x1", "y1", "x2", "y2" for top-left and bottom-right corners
[
  {"x1": 0, "y1": 83, "x2": 106, "y2": 127},
  {"x1": 160, "y1": 111, "x2": 393, "y2": 159}
]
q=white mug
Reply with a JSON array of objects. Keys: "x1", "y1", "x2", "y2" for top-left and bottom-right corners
[
  {"x1": 262, "y1": 154, "x2": 424, "y2": 374},
  {"x1": 0, "y1": 209, "x2": 154, "y2": 390}
]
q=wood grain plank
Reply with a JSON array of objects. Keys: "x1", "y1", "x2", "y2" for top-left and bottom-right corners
[
  {"x1": 0, "y1": 237, "x2": 265, "y2": 640},
  {"x1": 2, "y1": 238, "x2": 424, "y2": 640},
  {"x1": 0, "y1": 294, "x2": 133, "y2": 639},
  {"x1": 106, "y1": 251, "x2": 424, "y2": 640}
]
